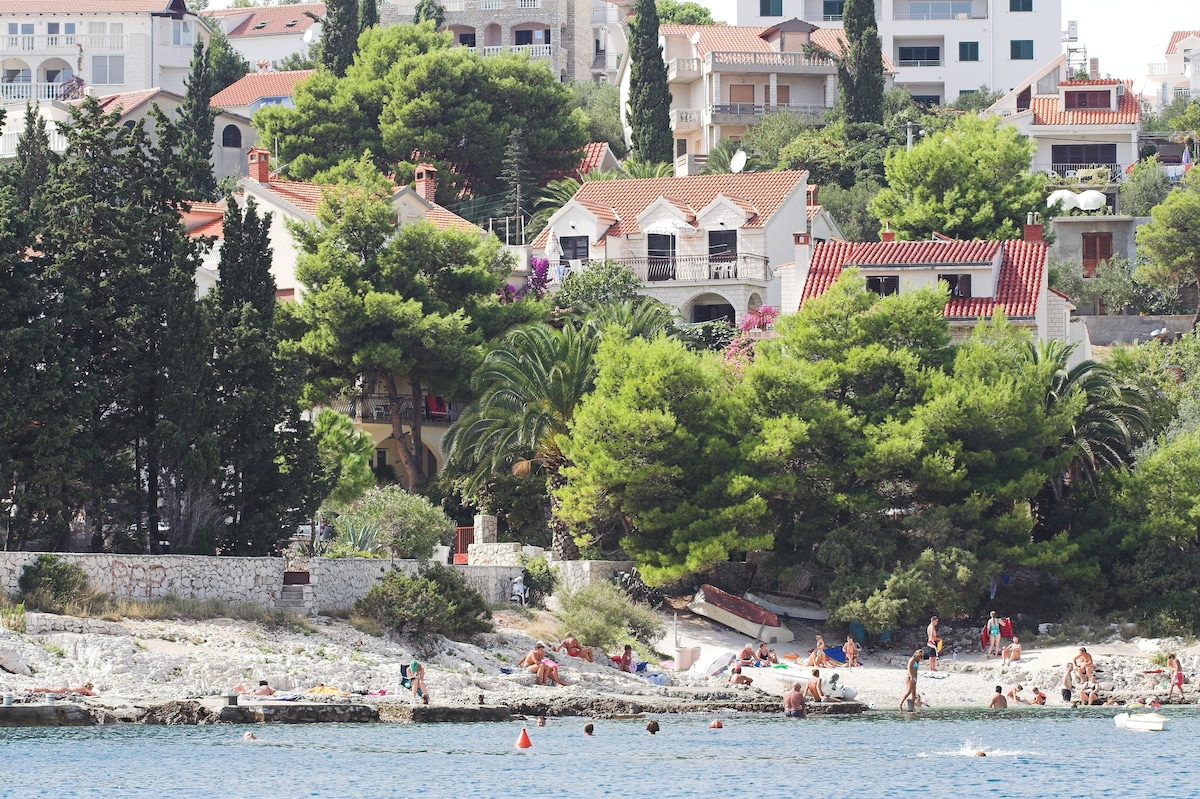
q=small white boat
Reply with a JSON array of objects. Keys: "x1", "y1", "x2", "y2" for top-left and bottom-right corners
[
  {"x1": 687, "y1": 584, "x2": 794, "y2": 644},
  {"x1": 743, "y1": 589, "x2": 828, "y2": 622},
  {"x1": 1114, "y1": 712, "x2": 1168, "y2": 731}
]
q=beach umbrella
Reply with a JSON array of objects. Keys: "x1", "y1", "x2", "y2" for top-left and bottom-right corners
[
  {"x1": 1047, "y1": 189, "x2": 1079, "y2": 210},
  {"x1": 1077, "y1": 190, "x2": 1108, "y2": 211}
]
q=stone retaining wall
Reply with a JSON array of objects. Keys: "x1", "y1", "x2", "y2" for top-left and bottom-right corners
[
  {"x1": 308, "y1": 558, "x2": 418, "y2": 615},
  {"x1": 552, "y1": 560, "x2": 635, "y2": 595},
  {"x1": 1083, "y1": 314, "x2": 1193, "y2": 345}
]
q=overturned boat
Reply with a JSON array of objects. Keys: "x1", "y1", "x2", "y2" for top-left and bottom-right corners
[
  {"x1": 743, "y1": 589, "x2": 828, "y2": 622},
  {"x1": 687, "y1": 584, "x2": 795, "y2": 644}
]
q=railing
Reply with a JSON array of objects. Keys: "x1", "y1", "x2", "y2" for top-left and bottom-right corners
[
  {"x1": 517, "y1": 0, "x2": 542, "y2": 7},
  {"x1": 480, "y1": 0, "x2": 503, "y2": 8},
  {"x1": 707, "y1": 51, "x2": 835, "y2": 69},
  {"x1": 893, "y1": 10, "x2": 984, "y2": 18},
  {"x1": 443, "y1": 0, "x2": 466, "y2": 10},
  {"x1": 508, "y1": 44, "x2": 553, "y2": 58},
  {"x1": 1147, "y1": 62, "x2": 1171, "y2": 76},
  {"x1": 570, "y1": 254, "x2": 770, "y2": 283},
  {"x1": 0, "y1": 126, "x2": 68, "y2": 157},
  {"x1": 0, "y1": 33, "x2": 126, "y2": 52},
  {"x1": 592, "y1": 50, "x2": 621, "y2": 70},
  {"x1": 670, "y1": 108, "x2": 701, "y2": 129},
  {"x1": 667, "y1": 57, "x2": 700, "y2": 81},
  {"x1": 325, "y1": 393, "x2": 464, "y2": 426},
  {"x1": 711, "y1": 102, "x2": 829, "y2": 119},
  {"x1": 0, "y1": 82, "x2": 78, "y2": 103},
  {"x1": 896, "y1": 59, "x2": 942, "y2": 67},
  {"x1": 592, "y1": 7, "x2": 623, "y2": 22},
  {"x1": 1036, "y1": 163, "x2": 1124, "y2": 184},
  {"x1": 478, "y1": 46, "x2": 504, "y2": 56},
  {"x1": 823, "y1": 14, "x2": 843, "y2": 20}
]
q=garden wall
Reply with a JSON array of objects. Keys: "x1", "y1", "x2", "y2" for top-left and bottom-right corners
[
  {"x1": 1083, "y1": 314, "x2": 1193, "y2": 345},
  {"x1": 552, "y1": 560, "x2": 634, "y2": 595}
]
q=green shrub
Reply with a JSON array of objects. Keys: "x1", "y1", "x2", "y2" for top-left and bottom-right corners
[
  {"x1": 18, "y1": 555, "x2": 89, "y2": 609},
  {"x1": 612, "y1": 567, "x2": 663, "y2": 608},
  {"x1": 334, "y1": 486, "x2": 452, "y2": 559},
  {"x1": 556, "y1": 581, "x2": 663, "y2": 652},
  {"x1": 354, "y1": 563, "x2": 492, "y2": 643},
  {"x1": 519, "y1": 554, "x2": 557, "y2": 607}
]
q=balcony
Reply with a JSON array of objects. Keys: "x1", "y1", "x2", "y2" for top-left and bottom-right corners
[
  {"x1": 895, "y1": 59, "x2": 942, "y2": 67},
  {"x1": 710, "y1": 102, "x2": 829, "y2": 123},
  {"x1": 668, "y1": 57, "x2": 700, "y2": 82},
  {"x1": 472, "y1": 44, "x2": 553, "y2": 59},
  {"x1": 592, "y1": 49, "x2": 621, "y2": 71},
  {"x1": 0, "y1": 126, "x2": 68, "y2": 157},
  {"x1": 893, "y1": 10, "x2": 985, "y2": 18},
  {"x1": 1036, "y1": 162, "x2": 1124, "y2": 186},
  {"x1": 706, "y1": 50, "x2": 836, "y2": 73},
  {"x1": 1147, "y1": 62, "x2": 1172, "y2": 77},
  {"x1": 517, "y1": 0, "x2": 542, "y2": 7},
  {"x1": 0, "y1": 33, "x2": 126, "y2": 55},
  {"x1": 576, "y1": 254, "x2": 770, "y2": 283},
  {"x1": 592, "y1": 7, "x2": 623, "y2": 23},
  {"x1": 670, "y1": 108, "x2": 701, "y2": 131},
  {"x1": 0, "y1": 81, "x2": 77, "y2": 104},
  {"x1": 326, "y1": 394, "x2": 464, "y2": 426}
]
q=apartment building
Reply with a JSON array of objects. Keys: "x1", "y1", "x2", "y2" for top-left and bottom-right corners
[
  {"x1": 0, "y1": 0, "x2": 206, "y2": 104},
  {"x1": 202, "y1": 3, "x2": 324, "y2": 68},
  {"x1": 1145, "y1": 30, "x2": 1200, "y2": 109},
  {"x1": 734, "y1": 0, "x2": 1063, "y2": 104}
]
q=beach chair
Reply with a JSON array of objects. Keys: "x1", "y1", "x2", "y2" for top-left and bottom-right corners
[{"x1": 399, "y1": 664, "x2": 425, "y2": 699}]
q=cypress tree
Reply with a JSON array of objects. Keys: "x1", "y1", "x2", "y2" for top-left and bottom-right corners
[
  {"x1": 627, "y1": 0, "x2": 673, "y2": 164},
  {"x1": 360, "y1": 0, "x2": 379, "y2": 34},
  {"x1": 207, "y1": 26, "x2": 250, "y2": 93},
  {"x1": 838, "y1": 0, "x2": 885, "y2": 124},
  {"x1": 320, "y1": 0, "x2": 360, "y2": 77},
  {"x1": 14, "y1": 103, "x2": 53, "y2": 214},
  {"x1": 178, "y1": 38, "x2": 218, "y2": 199}
]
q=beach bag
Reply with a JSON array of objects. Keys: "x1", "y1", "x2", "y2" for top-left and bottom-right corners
[{"x1": 998, "y1": 617, "x2": 1014, "y2": 639}]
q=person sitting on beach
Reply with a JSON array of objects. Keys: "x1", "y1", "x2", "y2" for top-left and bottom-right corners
[
  {"x1": 1080, "y1": 681, "x2": 1100, "y2": 705},
  {"x1": 755, "y1": 642, "x2": 777, "y2": 666},
  {"x1": 614, "y1": 644, "x2": 635, "y2": 673},
  {"x1": 553, "y1": 634, "x2": 594, "y2": 663},
  {"x1": 805, "y1": 669, "x2": 824, "y2": 703},
  {"x1": 1031, "y1": 686, "x2": 1046, "y2": 705},
  {"x1": 235, "y1": 680, "x2": 275, "y2": 696},
  {"x1": 783, "y1": 681, "x2": 807, "y2": 719},
  {"x1": 1167, "y1": 653, "x2": 1184, "y2": 701},
  {"x1": 805, "y1": 636, "x2": 835, "y2": 668},
  {"x1": 737, "y1": 643, "x2": 756, "y2": 668},
  {"x1": 409, "y1": 659, "x2": 430, "y2": 704},
  {"x1": 988, "y1": 685, "x2": 1007, "y2": 709},
  {"x1": 1074, "y1": 647, "x2": 1095, "y2": 682},
  {"x1": 842, "y1": 636, "x2": 860, "y2": 668},
  {"x1": 28, "y1": 683, "x2": 95, "y2": 697},
  {"x1": 1001, "y1": 636, "x2": 1023, "y2": 667},
  {"x1": 520, "y1": 642, "x2": 568, "y2": 686},
  {"x1": 728, "y1": 666, "x2": 753, "y2": 686},
  {"x1": 1005, "y1": 684, "x2": 1027, "y2": 704}
]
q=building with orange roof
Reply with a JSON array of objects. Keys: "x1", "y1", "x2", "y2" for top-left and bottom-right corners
[
  {"x1": 735, "y1": 0, "x2": 1062, "y2": 106},
  {"x1": 1145, "y1": 30, "x2": 1200, "y2": 109},
  {"x1": 0, "y1": 0, "x2": 206, "y2": 103},
  {"x1": 530, "y1": 169, "x2": 814, "y2": 324},
  {"x1": 202, "y1": 3, "x2": 323, "y2": 67},
  {"x1": 210, "y1": 69, "x2": 314, "y2": 118},
  {"x1": 619, "y1": 19, "x2": 893, "y2": 167},
  {"x1": 780, "y1": 219, "x2": 1090, "y2": 362}
]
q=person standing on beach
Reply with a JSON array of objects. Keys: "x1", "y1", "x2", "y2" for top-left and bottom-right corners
[
  {"x1": 985, "y1": 611, "x2": 1002, "y2": 659},
  {"x1": 1167, "y1": 653, "x2": 1185, "y2": 701},
  {"x1": 925, "y1": 616, "x2": 940, "y2": 671},
  {"x1": 783, "y1": 682, "x2": 808, "y2": 718},
  {"x1": 1061, "y1": 663, "x2": 1074, "y2": 703},
  {"x1": 899, "y1": 649, "x2": 922, "y2": 711}
]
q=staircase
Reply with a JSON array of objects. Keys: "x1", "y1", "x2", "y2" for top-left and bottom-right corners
[{"x1": 276, "y1": 584, "x2": 310, "y2": 615}]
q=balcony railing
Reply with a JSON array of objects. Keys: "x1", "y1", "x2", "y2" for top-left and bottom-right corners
[
  {"x1": 568, "y1": 254, "x2": 770, "y2": 283},
  {"x1": 1036, "y1": 162, "x2": 1124, "y2": 185},
  {"x1": 667, "y1": 57, "x2": 700, "y2": 81},
  {"x1": 711, "y1": 102, "x2": 829, "y2": 119},
  {"x1": 0, "y1": 81, "x2": 75, "y2": 103},
  {"x1": 592, "y1": 49, "x2": 621, "y2": 71},
  {"x1": 893, "y1": 10, "x2": 985, "y2": 18},
  {"x1": 325, "y1": 394, "x2": 464, "y2": 426},
  {"x1": 707, "y1": 51, "x2": 836, "y2": 70},
  {"x1": 0, "y1": 32, "x2": 126, "y2": 54},
  {"x1": 896, "y1": 59, "x2": 942, "y2": 67},
  {"x1": 1147, "y1": 62, "x2": 1171, "y2": 76},
  {"x1": 670, "y1": 108, "x2": 701, "y2": 130},
  {"x1": 0, "y1": 126, "x2": 68, "y2": 157},
  {"x1": 823, "y1": 14, "x2": 843, "y2": 21},
  {"x1": 517, "y1": 0, "x2": 542, "y2": 7},
  {"x1": 471, "y1": 44, "x2": 553, "y2": 59},
  {"x1": 592, "y1": 7, "x2": 623, "y2": 22}
]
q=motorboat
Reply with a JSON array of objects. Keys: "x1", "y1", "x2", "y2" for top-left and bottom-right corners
[
  {"x1": 1113, "y1": 712, "x2": 1168, "y2": 731},
  {"x1": 687, "y1": 584, "x2": 794, "y2": 644},
  {"x1": 743, "y1": 589, "x2": 828, "y2": 622}
]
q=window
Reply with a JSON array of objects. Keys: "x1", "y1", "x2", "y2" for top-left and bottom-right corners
[
  {"x1": 458, "y1": 32, "x2": 476, "y2": 47},
  {"x1": 1064, "y1": 90, "x2": 1111, "y2": 109},
  {"x1": 3, "y1": 67, "x2": 31, "y2": 84},
  {"x1": 221, "y1": 124, "x2": 242, "y2": 148},
  {"x1": 676, "y1": 138, "x2": 688, "y2": 157},
  {"x1": 7, "y1": 22, "x2": 32, "y2": 50},
  {"x1": 559, "y1": 235, "x2": 589, "y2": 261},
  {"x1": 911, "y1": 94, "x2": 941, "y2": 105},
  {"x1": 1009, "y1": 0, "x2": 1032, "y2": 10},
  {"x1": 822, "y1": 0, "x2": 845, "y2": 19},
  {"x1": 709, "y1": 230, "x2": 737, "y2": 260},
  {"x1": 514, "y1": 29, "x2": 533, "y2": 45},
  {"x1": 866, "y1": 276, "x2": 899, "y2": 296},
  {"x1": 92, "y1": 55, "x2": 125, "y2": 84},
  {"x1": 1081, "y1": 233, "x2": 1113, "y2": 277},
  {"x1": 647, "y1": 234, "x2": 676, "y2": 281},
  {"x1": 173, "y1": 20, "x2": 193, "y2": 47},
  {"x1": 938, "y1": 274, "x2": 972, "y2": 297},
  {"x1": 375, "y1": 448, "x2": 388, "y2": 468},
  {"x1": 898, "y1": 46, "x2": 941, "y2": 65},
  {"x1": 47, "y1": 22, "x2": 76, "y2": 45},
  {"x1": 729, "y1": 84, "x2": 755, "y2": 111},
  {"x1": 1010, "y1": 40, "x2": 1034, "y2": 60},
  {"x1": 775, "y1": 84, "x2": 790, "y2": 106},
  {"x1": 45, "y1": 67, "x2": 73, "y2": 84},
  {"x1": 760, "y1": 0, "x2": 783, "y2": 16},
  {"x1": 959, "y1": 41, "x2": 979, "y2": 61}
]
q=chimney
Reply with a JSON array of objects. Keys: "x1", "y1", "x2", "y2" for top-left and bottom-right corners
[
  {"x1": 414, "y1": 163, "x2": 438, "y2": 203},
  {"x1": 256, "y1": 59, "x2": 271, "y2": 74},
  {"x1": 1023, "y1": 211, "x2": 1043, "y2": 242},
  {"x1": 881, "y1": 220, "x2": 895, "y2": 242},
  {"x1": 1088, "y1": 57, "x2": 1099, "y2": 79},
  {"x1": 780, "y1": 231, "x2": 813, "y2": 314},
  {"x1": 248, "y1": 147, "x2": 271, "y2": 184}
]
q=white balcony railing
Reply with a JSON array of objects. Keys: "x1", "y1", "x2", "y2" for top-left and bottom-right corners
[
  {"x1": 893, "y1": 10, "x2": 984, "y2": 19},
  {"x1": 1034, "y1": 162, "x2": 1125, "y2": 185},
  {"x1": 707, "y1": 51, "x2": 836, "y2": 69},
  {"x1": 517, "y1": 0, "x2": 542, "y2": 7},
  {"x1": 667, "y1": 57, "x2": 700, "y2": 81},
  {"x1": 480, "y1": 0, "x2": 503, "y2": 8},
  {"x1": 670, "y1": 108, "x2": 700, "y2": 130},
  {"x1": 0, "y1": 81, "x2": 77, "y2": 103},
  {"x1": 563, "y1": 254, "x2": 770, "y2": 283},
  {"x1": 896, "y1": 59, "x2": 943, "y2": 67},
  {"x1": 443, "y1": 0, "x2": 466, "y2": 10},
  {"x1": 1147, "y1": 62, "x2": 1172, "y2": 77},
  {"x1": 0, "y1": 127, "x2": 68, "y2": 157},
  {"x1": 509, "y1": 44, "x2": 552, "y2": 58},
  {"x1": 711, "y1": 102, "x2": 830, "y2": 119},
  {"x1": 0, "y1": 33, "x2": 126, "y2": 53},
  {"x1": 478, "y1": 46, "x2": 504, "y2": 56},
  {"x1": 592, "y1": 7, "x2": 622, "y2": 23}
]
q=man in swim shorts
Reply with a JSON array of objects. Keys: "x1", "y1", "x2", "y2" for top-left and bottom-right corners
[
  {"x1": 925, "y1": 616, "x2": 940, "y2": 671},
  {"x1": 784, "y1": 681, "x2": 807, "y2": 718},
  {"x1": 1061, "y1": 662, "x2": 1074, "y2": 703},
  {"x1": 988, "y1": 685, "x2": 1007, "y2": 709},
  {"x1": 1167, "y1": 653, "x2": 1185, "y2": 701}
]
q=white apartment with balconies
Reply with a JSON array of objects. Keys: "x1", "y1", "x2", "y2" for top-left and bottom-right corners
[
  {"x1": 0, "y1": 0, "x2": 206, "y2": 105},
  {"x1": 734, "y1": 0, "x2": 1062, "y2": 105},
  {"x1": 1145, "y1": 30, "x2": 1200, "y2": 109}
]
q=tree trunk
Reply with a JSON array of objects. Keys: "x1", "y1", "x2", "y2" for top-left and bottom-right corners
[
  {"x1": 547, "y1": 470, "x2": 580, "y2": 560},
  {"x1": 385, "y1": 374, "x2": 426, "y2": 495}
]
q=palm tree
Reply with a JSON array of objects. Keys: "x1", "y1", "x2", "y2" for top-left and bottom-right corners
[{"x1": 443, "y1": 322, "x2": 600, "y2": 559}]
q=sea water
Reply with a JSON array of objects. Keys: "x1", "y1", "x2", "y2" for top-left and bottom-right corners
[{"x1": 2, "y1": 708, "x2": 1195, "y2": 798}]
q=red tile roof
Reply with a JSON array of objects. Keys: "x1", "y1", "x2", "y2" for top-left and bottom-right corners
[
  {"x1": 211, "y1": 70, "x2": 314, "y2": 109},
  {"x1": 203, "y1": 3, "x2": 324, "y2": 38},
  {"x1": 182, "y1": 200, "x2": 225, "y2": 240},
  {"x1": 252, "y1": 179, "x2": 481, "y2": 234},
  {"x1": 800, "y1": 238, "x2": 1045, "y2": 319},
  {"x1": 0, "y1": 0, "x2": 186, "y2": 11},
  {"x1": 1167, "y1": 30, "x2": 1200, "y2": 55},
  {"x1": 1029, "y1": 82, "x2": 1139, "y2": 126},
  {"x1": 578, "y1": 142, "x2": 611, "y2": 175},
  {"x1": 533, "y1": 170, "x2": 808, "y2": 247},
  {"x1": 85, "y1": 88, "x2": 177, "y2": 116},
  {"x1": 1058, "y1": 79, "x2": 1121, "y2": 86},
  {"x1": 806, "y1": 204, "x2": 821, "y2": 222},
  {"x1": 660, "y1": 23, "x2": 895, "y2": 71}
]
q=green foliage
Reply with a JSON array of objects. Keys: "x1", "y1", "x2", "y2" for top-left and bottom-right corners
[
  {"x1": 0, "y1": 602, "x2": 24, "y2": 633},
  {"x1": 568, "y1": 81, "x2": 627, "y2": 157},
  {"x1": 655, "y1": 0, "x2": 714, "y2": 24},
  {"x1": 553, "y1": 260, "x2": 641, "y2": 312},
  {"x1": 321, "y1": 519, "x2": 384, "y2": 557},
  {"x1": 703, "y1": 138, "x2": 761, "y2": 174},
  {"x1": 321, "y1": 0, "x2": 359, "y2": 76},
  {"x1": 555, "y1": 581, "x2": 664, "y2": 651},
  {"x1": 818, "y1": 178, "x2": 883, "y2": 241},
  {"x1": 838, "y1": 0, "x2": 885, "y2": 124},
  {"x1": 673, "y1": 319, "x2": 737, "y2": 352},
  {"x1": 334, "y1": 485, "x2": 453, "y2": 558},
  {"x1": 1120, "y1": 156, "x2": 1171, "y2": 217},
  {"x1": 207, "y1": 26, "x2": 250, "y2": 93},
  {"x1": 741, "y1": 111, "x2": 821, "y2": 168},
  {"x1": 950, "y1": 86, "x2": 1004, "y2": 113},
  {"x1": 353, "y1": 563, "x2": 492, "y2": 643},
  {"x1": 612, "y1": 566, "x2": 663, "y2": 607},
  {"x1": 18, "y1": 555, "x2": 89, "y2": 607},
  {"x1": 627, "y1": 0, "x2": 674, "y2": 164},
  {"x1": 313, "y1": 408, "x2": 375, "y2": 508},
  {"x1": 869, "y1": 113, "x2": 1045, "y2": 240},
  {"x1": 518, "y1": 553, "x2": 558, "y2": 606},
  {"x1": 359, "y1": 0, "x2": 379, "y2": 32},
  {"x1": 1140, "y1": 96, "x2": 1200, "y2": 134},
  {"x1": 1135, "y1": 169, "x2": 1200, "y2": 324},
  {"x1": 178, "y1": 38, "x2": 218, "y2": 199}
]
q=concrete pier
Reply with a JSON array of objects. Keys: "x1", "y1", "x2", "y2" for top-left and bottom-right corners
[{"x1": 0, "y1": 703, "x2": 95, "y2": 727}]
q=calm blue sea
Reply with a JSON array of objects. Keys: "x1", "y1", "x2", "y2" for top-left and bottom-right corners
[{"x1": 2, "y1": 708, "x2": 1194, "y2": 798}]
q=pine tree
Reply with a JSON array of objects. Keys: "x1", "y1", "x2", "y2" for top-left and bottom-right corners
[
  {"x1": 178, "y1": 38, "x2": 218, "y2": 199},
  {"x1": 838, "y1": 0, "x2": 884, "y2": 124},
  {"x1": 207, "y1": 26, "x2": 250, "y2": 93},
  {"x1": 359, "y1": 0, "x2": 379, "y2": 34},
  {"x1": 14, "y1": 103, "x2": 53, "y2": 214},
  {"x1": 413, "y1": 0, "x2": 445, "y2": 27},
  {"x1": 627, "y1": 0, "x2": 673, "y2": 164},
  {"x1": 320, "y1": 0, "x2": 360, "y2": 77}
]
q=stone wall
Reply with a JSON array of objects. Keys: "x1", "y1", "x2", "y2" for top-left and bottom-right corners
[
  {"x1": 467, "y1": 542, "x2": 522, "y2": 567},
  {"x1": 307, "y1": 558, "x2": 418, "y2": 615},
  {"x1": 552, "y1": 560, "x2": 634, "y2": 595},
  {"x1": 1082, "y1": 314, "x2": 1194, "y2": 345},
  {"x1": 457, "y1": 565, "x2": 524, "y2": 604}
]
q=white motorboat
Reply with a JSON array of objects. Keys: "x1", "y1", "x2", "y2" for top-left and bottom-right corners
[
  {"x1": 743, "y1": 589, "x2": 828, "y2": 622},
  {"x1": 1113, "y1": 712, "x2": 1168, "y2": 731}
]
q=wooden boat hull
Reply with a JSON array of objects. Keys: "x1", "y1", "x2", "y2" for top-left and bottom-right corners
[
  {"x1": 687, "y1": 584, "x2": 794, "y2": 644},
  {"x1": 1114, "y1": 712, "x2": 1168, "y2": 731},
  {"x1": 743, "y1": 589, "x2": 828, "y2": 622}
]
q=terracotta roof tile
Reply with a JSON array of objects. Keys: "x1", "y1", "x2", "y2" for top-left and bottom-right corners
[
  {"x1": 659, "y1": 23, "x2": 894, "y2": 72},
  {"x1": 181, "y1": 200, "x2": 225, "y2": 239},
  {"x1": 254, "y1": 179, "x2": 481, "y2": 234},
  {"x1": 800, "y1": 239, "x2": 1044, "y2": 319},
  {"x1": 81, "y1": 88, "x2": 175, "y2": 115},
  {"x1": 203, "y1": 3, "x2": 324, "y2": 37},
  {"x1": 806, "y1": 203, "x2": 821, "y2": 222},
  {"x1": 1058, "y1": 79, "x2": 1121, "y2": 86},
  {"x1": 211, "y1": 70, "x2": 314, "y2": 109},
  {"x1": 1168, "y1": 30, "x2": 1200, "y2": 55},
  {"x1": 1030, "y1": 82, "x2": 1139, "y2": 126},
  {"x1": 578, "y1": 142, "x2": 610, "y2": 175}
]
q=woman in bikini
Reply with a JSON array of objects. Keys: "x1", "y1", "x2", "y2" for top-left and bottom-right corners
[
  {"x1": 806, "y1": 636, "x2": 835, "y2": 668},
  {"x1": 899, "y1": 649, "x2": 922, "y2": 712},
  {"x1": 553, "y1": 634, "x2": 594, "y2": 663}
]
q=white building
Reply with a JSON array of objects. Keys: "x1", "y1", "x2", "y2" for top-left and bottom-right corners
[
  {"x1": 210, "y1": 68, "x2": 314, "y2": 118},
  {"x1": 1145, "y1": 30, "x2": 1200, "y2": 109},
  {"x1": 0, "y1": 0, "x2": 206, "y2": 104},
  {"x1": 201, "y1": 3, "x2": 323, "y2": 69},
  {"x1": 734, "y1": 0, "x2": 1062, "y2": 105}
]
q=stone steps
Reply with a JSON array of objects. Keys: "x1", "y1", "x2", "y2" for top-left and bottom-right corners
[{"x1": 275, "y1": 584, "x2": 309, "y2": 613}]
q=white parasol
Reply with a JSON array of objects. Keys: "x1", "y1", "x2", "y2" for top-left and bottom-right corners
[
  {"x1": 1047, "y1": 189, "x2": 1079, "y2": 210},
  {"x1": 1077, "y1": 190, "x2": 1108, "y2": 211}
]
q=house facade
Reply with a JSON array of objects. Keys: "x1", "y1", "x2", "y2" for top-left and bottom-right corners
[
  {"x1": 620, "y1": 20, "x2": 892, "y2": 167},
  {"x1": 0, "y1": 0, "x2": 205, "y2": 104},
  {"x1": 531, "y1": 170, "x2": 811, "y2": 323},
  {"x1": 734, "y1": 0, "x2": 1062, "y2": 105},
  {"x1": 201, "y1": 3, "x2": 323, "y2": 68},
  {"x1": 781, "y1": 220, "x2": 1091, "y2": 363},
  {"x1": 1145, "y1": 30, "x2": 1200, "y2": 109}
]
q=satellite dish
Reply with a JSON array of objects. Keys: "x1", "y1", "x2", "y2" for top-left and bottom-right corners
[
  {"x1": 729, "y1": 150, "x2": 747, "y2": 174},
  {"x1": 303, "y1": 23, "x2": 321, "y2": 43}
]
